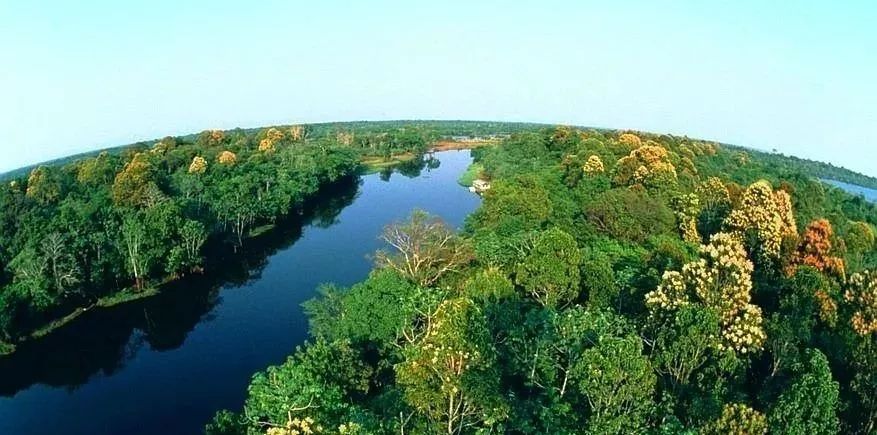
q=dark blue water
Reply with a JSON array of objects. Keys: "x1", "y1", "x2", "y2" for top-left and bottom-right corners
[
  {"x1": 0, "y1": 150, "x2": 480, "y2": 435},
  {"x1": 822, "y1": 179, "x2": 877, "y2": 203}
]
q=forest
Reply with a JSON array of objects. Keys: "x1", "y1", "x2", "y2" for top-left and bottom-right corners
[
  {"x1": 0, "y1": 123, "x2": 454, "y2": 354},
  {"x1": 199, "y1": 126, "x2": 877, "y2": 434},
  {"x1": 1, "y1": 122, "x2": 876, "y2": 434}
]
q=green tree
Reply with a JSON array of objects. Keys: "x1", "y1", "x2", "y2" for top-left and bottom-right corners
[
  {"x1": 241, "y1": 339, "x2": 372, "y2": 432},
  {"x1": 396, "y1": 298, "x2": 507, "y2": 434},
  {"x1": 768, "y1": 349, "x2": 839, "y2": 435},
  {"x1": 576, "y1": 320, "x2": 656, "y2": 433},
  {"x1": 514, "y1": 227, "x2": 582, "y2": 308}
]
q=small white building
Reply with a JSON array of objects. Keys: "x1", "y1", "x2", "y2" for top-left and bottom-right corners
[{"x1": 470, "y1": 179, "x2": 491, "y2": 194}]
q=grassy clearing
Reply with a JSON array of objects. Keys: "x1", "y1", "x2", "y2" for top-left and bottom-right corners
[
  {"x1": 360, "y1": 152, "x2": 417, "y2": 173},
  {"x1": 458, "y1": 162, "x2": 484, "y2": 187},
  {"x1": 96, "y1": 287, "x2": 160, "y2": 308}
]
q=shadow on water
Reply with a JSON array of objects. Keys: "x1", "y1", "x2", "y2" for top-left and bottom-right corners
[
  {"x1": 378, "y1": 152, "x2": 441, "y2": 181},
  {"x1": 0, "y1": 176, "x2": 362, "y2": 396}
]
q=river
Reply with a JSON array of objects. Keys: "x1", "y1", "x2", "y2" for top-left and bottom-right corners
[
  {"x1": 822, "y1": 178, "x2": 877, "y2": 203},
  {"x1": 0, "y1": 150, "x2": 481, "y2": 435}
]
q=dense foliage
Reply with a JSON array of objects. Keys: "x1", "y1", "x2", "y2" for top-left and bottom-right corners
[
  {"x1": 0, "y1": 123, "x2": 450, "y2": 352},
  {"x1": 208, "y1": 126, "x2": 877, "y2": 434}
]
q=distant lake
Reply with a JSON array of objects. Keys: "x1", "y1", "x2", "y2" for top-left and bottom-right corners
[
  {"x1": 0, "y1": 150, "x2": 481, "y2": 435},
  {"x1": 821, "y1": 179, "x2": 877, "y2": 202}
]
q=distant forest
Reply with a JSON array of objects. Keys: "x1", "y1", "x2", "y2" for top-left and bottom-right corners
[{"x1": 4, "y1": 121, "x2": 876, "y2": 191}]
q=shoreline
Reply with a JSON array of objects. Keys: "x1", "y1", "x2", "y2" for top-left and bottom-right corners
[
  {"x1": 360, "y1": 140, "x2": 494, "y2": 173},
  {"x1": 0, "y1": 176, "x2": 356, "y2": 357},
  {"x1": 0, "y1": 146, "x2": 479, "y2": 357}
]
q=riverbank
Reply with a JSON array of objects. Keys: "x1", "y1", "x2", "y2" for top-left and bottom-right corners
[
  {"x1": 360, "y1": 152, "x2": 417, "y2": 172},
  {"x1": 0, "y1": 175, "x2": 363, "y2": 358},
  {"x1": 0, "y1": 149, "x2": 481, "y2": 435},
  {"x1": 0, "y1": 146, "x2": 477, "y2": 358},
  {"x1": 432, "y1": 138, "x2": 499, "y2": 151},
  {"x1": 0, "y1": 287, "x2": 161, "y2": 355},
  {"x1": 360, "y1": 139, "x2": 493, "y2": 173}
]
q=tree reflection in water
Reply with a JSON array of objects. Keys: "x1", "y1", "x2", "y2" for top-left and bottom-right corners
[{"x1": 0, "y1": 176, "x2": 361, "y2": 396}]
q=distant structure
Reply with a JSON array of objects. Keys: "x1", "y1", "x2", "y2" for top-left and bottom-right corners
[
  {"x1": 469, "y1": 179, "x2": 491, "y2": 194},
  {"x1": 450, "y1": 134, "x2": 509, "y2": 142}
]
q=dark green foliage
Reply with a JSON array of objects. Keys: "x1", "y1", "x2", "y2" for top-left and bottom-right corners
[
  {"x1": 0, "y1": 123, "x2": 430, "y2": 348},
  {"x1": 583, "y1": 188, "x2": 676, "y2": 243},
  {"x1": 3, "y1": 122, "x2": 875, "y2": 434},
  {"x1": 514, "y1": 227, "x2": 582, "y2": 308},
  {"x1": 303, "y1": 269, "x2": 417, "y2": 346},
  {"x1": 768, "y1": 349, "x2": 839, "y2": 435}
]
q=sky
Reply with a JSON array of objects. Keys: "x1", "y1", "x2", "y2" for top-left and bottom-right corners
[{"x1": 1, "y1": 1, "x2": 875, "y2": 175}]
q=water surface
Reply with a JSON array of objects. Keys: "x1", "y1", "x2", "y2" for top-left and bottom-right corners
[
  {"x1": 0, "y1": 150, "x2": 480, "y2": 435},
  {"x1": 822, "y1": 178, "x2": 877, "y2": 202}
]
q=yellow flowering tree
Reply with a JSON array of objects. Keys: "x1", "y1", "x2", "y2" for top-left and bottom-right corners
[
  {"x1": 188, "y1": 156, "x2": 207, "y2": 174},
  {"x1": 112, "y1": 152, "x2": 156, "y2": 207},
  {"x1": 198, "y1": 129, "x2": 226, "y2": 147},
  {"x1": 258, "y1": 127, "x2": 285, "y2": 153},
  {"x1": 265, "y1": 416, "x2": 322, "y2": 435},
  {"x1": 703, "y1": 403, "x2": 768, "y2": 435},
  {"x1": 696, "y1": 177, "x2": 733, "y2": 237},
  {"x1": 582, "y1": 155, "x2": 605, "y2": 176},
  {"x1": 613, "y1": 144, "x2": 677, "y2": 188},
  {"x1": 25, "y1": 166, "x2": 61, "y2": 204},
  {"x1": 259, "y1": 138, "x2": 276, "y2": 153},
  {"x1": 336, "y1": 131, "x2": 354, "y2": 146},
  {"x1": 646, "y1": 232, "x2": 766, "y2": 354},
  {"x1": 671, "y1": 192, "x2": 702, "y2": 244},
  {"x1": 724, "y1": 180, "x2": 797, "y2": 262},
  {"x1": 618, "y1": 132, "x2": 642, "y2": 148},
  {"x1": 289, "y1": 125, "x2": 305, "y2": 141},
  {"x1": 697, "y1": 177, "x2": 732, "y2": 210},
  {"x1": 396, "y1": 298, "x2": 506, "y2": 433},
  {"x1": 217, "y1": 151, "x2": 237, "y2": 166},
  {"x1": 845, "y1": 271, "x2": 877, "y2": 336}
]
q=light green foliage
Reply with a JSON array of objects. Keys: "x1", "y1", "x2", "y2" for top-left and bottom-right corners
[
  {"x1": 577, "y1": 332, "x2": 655, "y2": 433},
  {"x1": 241, "y1": 339, "x2": 373, "y2": 432},
  {"x1": 652, "y1": 305, "x2": 725, "y2": 388},
  {"x1": 457, "y1": 162, "x2": 484, "y2": 187},
  {"x1": 395, "y1": 297, "x2": 507, "y2": 433},
  {"x1": 3, "y1": 122, "x2": 877, "y2": 434},
  {"x1": 768, "y1": 349, "x2": 839, "y2": 435},
  {"x1": 702, "y1": 403, "x2": 767, "y2": 435},
  {"x1": 462, "y1": 267, "x2": 516, "y2": 302},
  {"x1": 469, "y1": 176, "x2": 552, "y2": 236},
  {"x1": 303, "y1": 269, "x2": 417, "y2": 346},
  {"x1": 515, "y1": 227, "x2": 582, "y2": 308},
  {"x1": 210, "y1": 125, "x2": 877, "y2": 434}
]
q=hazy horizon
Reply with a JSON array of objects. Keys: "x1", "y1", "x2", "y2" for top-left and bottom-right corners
[
  {"x1": 2, "y1": 1, "x2": 875, "y2": 175},
  {"x1": 0, "y1": 118, "x2": 838, "y2": 176}
]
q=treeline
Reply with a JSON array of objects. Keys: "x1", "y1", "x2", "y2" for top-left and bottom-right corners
[
  {"x1": 0, "y1": 124, "x2": 441, "y2": 353},
  {"x1": 0, "y1": 121, "x2": 543, "y2": 182},
  {"x1": 726, "y1": 144, "x2": 877, "y2": 191},
  {"x1": 209, "y1": 127, "x2": 877, "y2": 434}
]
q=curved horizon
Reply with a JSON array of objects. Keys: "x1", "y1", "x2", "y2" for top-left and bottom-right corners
[
  {"x1": 1, "y1": 119, "x2": 872, "y2": 183},
  {"x1": 2, "y1": 2, "x2": 875, "y2": 174}
]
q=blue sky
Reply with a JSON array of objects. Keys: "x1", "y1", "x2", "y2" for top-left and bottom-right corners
[{"x1": 1, "y1": 1, "x2": 875, "y2": 175}]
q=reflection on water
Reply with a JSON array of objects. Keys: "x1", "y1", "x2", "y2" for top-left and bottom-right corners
[
  {"x1": 0, "y1": 150, "x2": 480, "y2": 435},
  {"x1": 0, "y1": 177, "x2": 360, "y2": 395}
]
